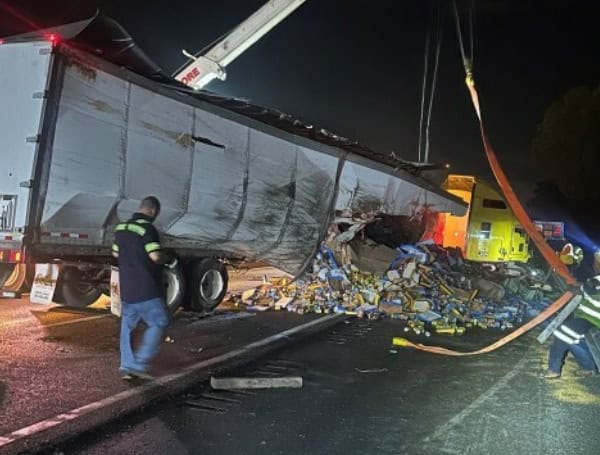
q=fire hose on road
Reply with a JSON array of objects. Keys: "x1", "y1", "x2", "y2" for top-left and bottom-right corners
[{"x1": 394, "y1": 1, "x2": 579, "y2": 356}]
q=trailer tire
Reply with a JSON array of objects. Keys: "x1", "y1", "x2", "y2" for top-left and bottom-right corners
[
  {"x1": 188, "y1": 258, "x2": 228, "y2": 312},
  {"x1": 60, "y1": 267, "x2": 103, "y2": 307},
  {"x1": 162, "y1": 267, "x2": 185, "y2": 314}
]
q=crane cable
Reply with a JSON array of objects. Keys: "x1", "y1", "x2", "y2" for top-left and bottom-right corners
[
  {"x1": 395, "y1": 0, "x2": 579, "y2": 356},
  {"x1": 416, "y1": 18, "x2": 430, "y2": 163},
  {"x1": 417, "y1": 2, "x2": 443, "y2": 163},
  {"x1": 424, "y1": 8, "x2": 443, "y2": 164},
  {"x1": 450, "y1": 0, "x2": 575, "y2": 286}
]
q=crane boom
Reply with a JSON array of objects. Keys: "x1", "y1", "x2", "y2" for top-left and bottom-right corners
[{"x1": 175, "y1": 0, "x2": 306, "y2": 89}]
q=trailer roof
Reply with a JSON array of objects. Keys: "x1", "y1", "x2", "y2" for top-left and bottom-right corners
[{"x1": 3, "y1": 14, "x2": 453, "y2": 175}]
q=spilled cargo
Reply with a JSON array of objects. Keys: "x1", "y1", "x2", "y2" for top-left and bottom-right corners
[{"x1": 231, "y1": 232, "x2": 558, "y2": 336}]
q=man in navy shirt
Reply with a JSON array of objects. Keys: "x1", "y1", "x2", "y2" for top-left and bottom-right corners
[{"x1": 112, "y1": 196, "x2": 175, "y2": 379}]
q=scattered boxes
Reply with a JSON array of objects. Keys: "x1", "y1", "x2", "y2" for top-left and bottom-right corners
[{"x1": 229, "y1": 240, "x2": 558, "y2": 337}]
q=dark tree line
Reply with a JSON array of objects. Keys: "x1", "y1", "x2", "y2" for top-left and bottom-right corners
[{"x1": 532, "y1": 84, "x2": 600, "y2": 202}]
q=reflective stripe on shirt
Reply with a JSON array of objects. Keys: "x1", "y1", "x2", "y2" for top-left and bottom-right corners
[{"x1": 145, "y1": 242, "x2": 161, "y2": 253}]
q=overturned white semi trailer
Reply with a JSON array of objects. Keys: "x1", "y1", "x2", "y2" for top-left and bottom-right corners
[{"x1": 0, "y1": 17, "x2": 466, "y2": 312}]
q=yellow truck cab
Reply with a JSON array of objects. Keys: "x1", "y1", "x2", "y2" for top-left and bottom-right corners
[{"x1": 442, "y1": 175, "x2": 529, "y2": 263}]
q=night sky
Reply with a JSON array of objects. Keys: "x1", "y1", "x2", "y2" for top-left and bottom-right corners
[{"x1": 1, "y1": 0, "x2": 599, "y2": 202}]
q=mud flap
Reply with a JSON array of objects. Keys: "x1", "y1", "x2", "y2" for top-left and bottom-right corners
[
  {"x1": 0, "y1": 263, "x2": 15, "y2": 289},
  {"x1": 110, "y1": 266, "x2": 121, "y2": 317},
  {"x1": 30, "y1": 264, "x2": 59, "y2": 304},
  {"x1": 585, "y1": 328, "x2": 600, "y2": 371}
]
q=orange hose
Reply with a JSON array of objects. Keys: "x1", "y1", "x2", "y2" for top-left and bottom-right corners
[
  {"x1": 395, "y1": 57, "x2": 579, "y2": 355},
  {"x1": 464, "y1": 82, "x2": 576, "y2": 287},
  {"x1": 397, "y1": 291, "x2": 574, "y2": 356}
]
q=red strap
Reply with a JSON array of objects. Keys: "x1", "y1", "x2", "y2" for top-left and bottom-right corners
[{"x1": 464, "y1": 82, "x2": 577, "y2": 286}]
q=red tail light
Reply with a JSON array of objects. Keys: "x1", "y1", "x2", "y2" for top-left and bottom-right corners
[
  {"x1": 45, "y1": 33, "x2": 59, "y2": 45},
  {"x1": 0, "y1": 249, "x2": 25, "y2": 263}
]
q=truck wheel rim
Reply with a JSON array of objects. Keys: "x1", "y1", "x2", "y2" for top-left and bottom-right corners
[
  {"x1": 200, "y1": 270, "x2": 224, "y2": 301},
  {"x1": 76, "y1": 282, "x2": 97, "y2": 296},
  {"x1": 165, "y1": 272, "x2": 180, "y2": 308}
]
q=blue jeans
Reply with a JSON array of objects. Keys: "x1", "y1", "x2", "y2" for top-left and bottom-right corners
[
  {"x1": 548, "y1": 318, "x2": 597, "y2": 374},
  {"x1": 120, "y1": 298, "x2": 169, "y2": 373}
]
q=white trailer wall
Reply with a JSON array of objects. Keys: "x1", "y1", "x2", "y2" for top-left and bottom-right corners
[{"x1": 39, "y1": 48, "x2": 464, "y2": 275}]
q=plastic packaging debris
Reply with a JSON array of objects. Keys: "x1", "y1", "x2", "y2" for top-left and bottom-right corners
[
  {"x1": 354, "y1": 368, "x2": 389, "y2": 373},
  {"x1": 227, "y1": 236, "x2": 559, "y2": 336}
]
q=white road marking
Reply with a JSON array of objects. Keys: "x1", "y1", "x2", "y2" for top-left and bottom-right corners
[
  {"x1": 0, "y1": 316, "x2": 35, "y2": 329},
  {"x1": 0, "y1": 313, "x2": 342, "y2": 450},
  {"x1": 423, "y1": 357, "x2": 528, "y2": 443},
  {"x1": 186, "y1": 311, "x2": 255, "y2": 327},
  {"x1": 0, "y1": 313, "x2": 110, "y2": 332},
  {"x1": 41, "y1": 314, "x2": 111, "y2": 329}
]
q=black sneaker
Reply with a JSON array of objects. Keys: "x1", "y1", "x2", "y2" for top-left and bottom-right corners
[
  {"x1": 119, "y1": 369, "x2": 138, "y2": 381},
  {"x1": 127, "y1": 369, "x2": 155, "y2": 380}
]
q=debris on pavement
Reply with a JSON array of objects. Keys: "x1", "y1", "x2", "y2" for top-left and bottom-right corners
[
  {"x1": 354, "y1": 368, "x2": 389, "y2": 373},
  {"x1": 226, "y1": 218, "x2": 559, "y2": 336},
  {"x1": 210, "y1": 376, "x2": 303, "y2": 390}
]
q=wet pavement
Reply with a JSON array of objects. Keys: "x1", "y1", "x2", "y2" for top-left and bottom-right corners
[
  {"x1": 51, "y1": 319, "x2": 600, "y2": 455},
  {"x1": 0, "y1": 265, "x2": 308, "y2": 444}
]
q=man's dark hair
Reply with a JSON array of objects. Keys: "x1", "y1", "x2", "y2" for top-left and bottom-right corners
[{"x1": 140, "y1": 196, "x2": 161, "y2": 213}]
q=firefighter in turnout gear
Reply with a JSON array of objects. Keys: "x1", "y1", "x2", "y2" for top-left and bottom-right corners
[
  {"x1": 542, "y1": 275, "x2": 600, "y2": 379},
  {"x1": 558, "y1": 243, "x2": 584, "y2": 269}
]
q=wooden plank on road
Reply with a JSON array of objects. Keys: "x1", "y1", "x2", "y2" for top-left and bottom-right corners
[{"x1": 210, "y1": 376, "x2": 303, "y2": 390}]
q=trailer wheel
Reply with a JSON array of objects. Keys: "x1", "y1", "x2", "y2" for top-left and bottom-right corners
[
  {"x1": 188, "y1": 258, "x2": 228, "y2": 312},
  {"x1": 60, "y1": 267, "x2": 103, "y2": 307},
  {"x1": 162, "y1": 266, "x2": 185, "y2": 314}
]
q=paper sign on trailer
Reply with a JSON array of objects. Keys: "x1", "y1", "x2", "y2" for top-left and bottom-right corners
[
  {"x1": 30, "y1": 264, "x2": 59, "y2": 304},
  {"x1": 110, "y1": 266, "x2": 121, "y2": 317}
]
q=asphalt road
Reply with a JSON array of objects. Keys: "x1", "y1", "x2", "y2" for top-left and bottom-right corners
[
  {"x1": 47, "y1": 319, "x2": 600, "y2": 455},
  {"x1": 0, "y1": 265, "x2": 300, "y2": 440}
]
